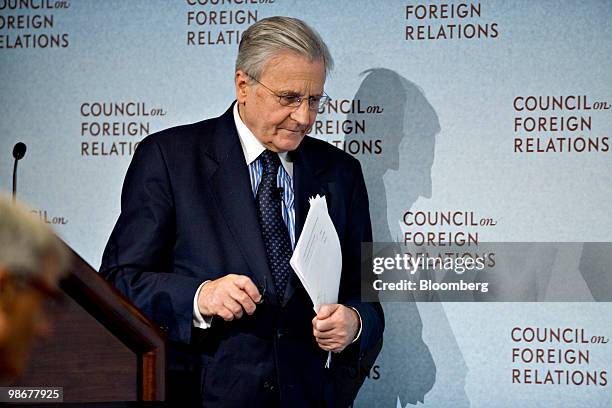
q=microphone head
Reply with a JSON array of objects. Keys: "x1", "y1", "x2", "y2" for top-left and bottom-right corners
[{"x1": 12, "y1": 142, "x2": 27, "y2": 160}]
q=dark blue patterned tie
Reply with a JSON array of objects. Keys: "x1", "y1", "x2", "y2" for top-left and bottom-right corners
[{"x1": 256, "y1": 150, "x2": 293, "y2": 304}]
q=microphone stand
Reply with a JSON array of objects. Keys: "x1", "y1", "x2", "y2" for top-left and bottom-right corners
[{"x1": 13, "y1": 158, "x2": 18, "y2": 202}]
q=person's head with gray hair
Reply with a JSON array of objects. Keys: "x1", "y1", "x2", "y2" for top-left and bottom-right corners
[
  {"x1": 235, "y1": 16, "x2": 333, "y2": 153},
  {"x1": 236, "y1": 16, "x2": 334, "y2": 81},
  {"x1": 0, "y1": 195, "x2": 68, "y2": 283},
  {"x1": 0, "y1": 194, "x2": 69, "y2": 381}
]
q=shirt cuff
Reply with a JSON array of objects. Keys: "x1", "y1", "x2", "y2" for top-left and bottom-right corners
[
  {"x1": 348, "y1": 306, "x2": 362, "y2": 344},
  {"x1": 193, "y1": 281, "x2": 213, "y2": 329}
]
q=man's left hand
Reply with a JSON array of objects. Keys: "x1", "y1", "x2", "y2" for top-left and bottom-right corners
[{"x1": 312, "y1": 304, "x2": 359, "y2": 353}]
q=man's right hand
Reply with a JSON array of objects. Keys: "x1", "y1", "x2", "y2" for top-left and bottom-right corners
[{"x1": 197, "y1": 274, "x2": 262, "y2": 321}]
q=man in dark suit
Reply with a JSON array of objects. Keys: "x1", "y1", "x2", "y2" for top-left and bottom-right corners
[{"x1": 100, "y1": 16, "x2": 383, "y2": 407}]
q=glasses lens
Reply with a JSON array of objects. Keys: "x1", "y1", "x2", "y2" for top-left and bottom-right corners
[
  {"x1": 279, "y1": 95, "x2": 302, "y2": 107},
  {"x1": 278, "y1": 94, "x2": 329, "y2": 110}
]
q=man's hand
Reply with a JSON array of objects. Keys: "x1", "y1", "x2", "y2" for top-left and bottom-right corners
[
  {"x1": 197, "y1": 274, "x2": 262, "y2": 321},
  {"x1": 312, "y1": 304, "x2": 360, "y2": 353}
]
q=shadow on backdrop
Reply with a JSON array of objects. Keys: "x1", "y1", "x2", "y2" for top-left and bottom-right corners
[
  {"x1": 345, "y1": 68, "x2": 469, "y2": 407},
  {"x1": 580, "y1": 243, "x2": 612, "y2": 301}
]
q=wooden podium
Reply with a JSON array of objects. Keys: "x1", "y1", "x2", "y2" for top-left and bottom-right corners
[{"x1": 10, "y1": 245, "x2": 166, "y2": 403}]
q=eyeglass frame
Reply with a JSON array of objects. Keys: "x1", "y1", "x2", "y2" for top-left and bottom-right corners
[{"x1": 245, "y1": 73, "x2": 330, "y2": 112}]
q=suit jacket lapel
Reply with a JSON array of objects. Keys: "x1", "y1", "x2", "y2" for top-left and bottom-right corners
[{"x1": 200, "y1": 105, "x2": 279, "y2": 306}]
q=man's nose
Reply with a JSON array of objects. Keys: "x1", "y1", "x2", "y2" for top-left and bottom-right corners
[{"x1": 290, "y1": 99, "x2": 312, "y2": 126}]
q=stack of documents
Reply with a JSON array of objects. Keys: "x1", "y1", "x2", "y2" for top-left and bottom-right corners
[
  {"x1": 290, "y1": 195, "x2": 342, "y2": 368},
  {"x1": 290, "y1": 194, "x2": 342, "y2": 311}
]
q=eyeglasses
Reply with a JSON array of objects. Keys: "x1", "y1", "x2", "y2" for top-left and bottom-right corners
[{"x1": 247, "y1": 74, "x2": 330, "y2": 111}]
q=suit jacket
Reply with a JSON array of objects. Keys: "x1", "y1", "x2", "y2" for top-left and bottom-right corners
[{"x1": 100, "y1": 103, "x2": 384, "y2": 407}]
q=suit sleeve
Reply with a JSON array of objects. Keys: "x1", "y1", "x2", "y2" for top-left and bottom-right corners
[
  {"x1": 99, "y1": 137, "x2": 203, "y2": 344},
  {"x1": 340, "y1": 158, "x2": 385, "y2": 358}
]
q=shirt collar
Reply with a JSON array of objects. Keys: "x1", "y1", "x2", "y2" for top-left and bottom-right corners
[{"x1": 233, "y1": 102, "x2": 293, "y2": 177}]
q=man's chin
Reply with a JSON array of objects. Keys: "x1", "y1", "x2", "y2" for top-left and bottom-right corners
[{"x1": 273, "y1": 133, "x2": 305, "y2": 152}]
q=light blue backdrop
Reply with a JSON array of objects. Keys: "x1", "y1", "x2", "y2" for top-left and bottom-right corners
[{"x1": 1, "y1": 1, "x2": 611, "y2": 406}]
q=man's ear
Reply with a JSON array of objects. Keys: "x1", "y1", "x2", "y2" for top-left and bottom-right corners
[
  {"x1": 235, "y1": 70, "x2": 250, "y2": 104},
  {"x1": 0, "y1": 308, "x2": 7, "y2": 344},
  {"x1": 0, "y1": 267, "x2": 10, "y2": 344},
  {"x1": 0, "y1": 266, "x2": 9, "y2": 295},
  {"x1": 0, "y1": 267, "x2": 14, "y2": 312}
]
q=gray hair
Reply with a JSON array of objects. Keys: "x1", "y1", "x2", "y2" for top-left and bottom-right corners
[
  {"x1": 236, "y1": 16, "x2": 334, "y2": 80},
  {"x1": 0, "y1": 195, "x2": 69, "y2": 283}
]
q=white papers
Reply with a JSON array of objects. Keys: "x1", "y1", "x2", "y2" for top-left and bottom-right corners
[
  {"x1": 290, "y1": 194, "x2": 342, "y2": 312},
  {"x1": 289, "y1": 194, "x2": 342, "y2": 369}
]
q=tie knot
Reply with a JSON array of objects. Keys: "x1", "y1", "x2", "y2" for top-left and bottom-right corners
[{"x1": 259, "y1": 150, "x2": 280, "y2": 175}]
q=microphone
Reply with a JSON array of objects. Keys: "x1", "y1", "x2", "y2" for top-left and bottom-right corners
[
  {"x1": 12, "y1": 142, "x2": 27, "y2": 201},
  {"x1": 13, "y1": 142, "x2": 26, "y2": 160}
]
